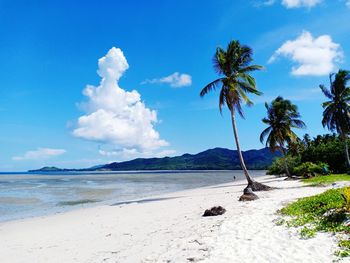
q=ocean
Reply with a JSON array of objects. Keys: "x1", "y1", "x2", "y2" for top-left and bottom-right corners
[{"x1": 0, "y1": 170, "x2": 266, "y2": 222}]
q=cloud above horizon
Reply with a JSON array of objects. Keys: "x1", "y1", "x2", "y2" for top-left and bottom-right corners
[
  {"x1": 73, "y1": 47, "x2": 171, "y2": 158},
  {"x1": 282, "y1": 0, "x2": 322, "y2": 8},
  {"x1": 141, "y1": 72, "x2": 192, "y2": 88},
  {"x1": 268, "y1": 31, "x2": 343, "y2": 76},
  {"x1": 98, "y1": 148, "x2": 176, "y2": 159},
  {"x1": 259, "y1": 0, "x2": 322, "y2": 8},
  {"x1": 12, "y1": 148, "x2": 66, "y2": 161}
]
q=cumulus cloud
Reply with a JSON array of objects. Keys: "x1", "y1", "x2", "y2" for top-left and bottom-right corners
[
  {"x1": 13, "y1": 148, "x2": 66, "y2": 161},
  {"x1": 142, "y1": 72, "x2": 192, "y2": 88},
  {"x1": 73, "y1": 47, "x2": 170, "y2": 156},
  {"x1": 281, "y1": 0, "x2": 322, "y2": 8},
  {"x1": 268, "y1": 31, "x2": 343, "y2": 76}
]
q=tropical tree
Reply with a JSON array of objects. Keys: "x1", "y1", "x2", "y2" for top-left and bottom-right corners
[
  {"x1": 320, "y1": 70, "x2": 350, "y2": 169},
  {"x1": 260, "y1": 96, "x2": 306, "y2": 177},
  {"x1": 200, "y1": 40, "x2": 271, "y2": 191}
]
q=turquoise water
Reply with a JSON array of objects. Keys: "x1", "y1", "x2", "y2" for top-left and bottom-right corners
[{"x1": 0, "y1": 170, "x2": 265, "y2": 222}]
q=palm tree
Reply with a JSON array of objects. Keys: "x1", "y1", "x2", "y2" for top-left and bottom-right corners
[
  {"x1": 260, "y1": 96, "x2": 306, "y2": 177},
  {"x1": 320, "y1": 70, "x2": 350, "y2": 169},
  {"x1": 200, "y1": 40, "x2": 271, "y2": 191}
]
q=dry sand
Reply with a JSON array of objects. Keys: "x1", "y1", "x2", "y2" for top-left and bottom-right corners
[{"x1": 0, "y1": 176, "x2": 345, "y2": 262}]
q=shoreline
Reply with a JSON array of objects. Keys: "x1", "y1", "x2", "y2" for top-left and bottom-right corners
[
  {"x1": 0, "y1": 171, "x2": 265, "y2": 223},
  {"x1": 0, "y1": 175, "x2": 341, "y2": 262}
]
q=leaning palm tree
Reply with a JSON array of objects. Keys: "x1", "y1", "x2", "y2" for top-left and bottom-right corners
[
  {"x1": 260, "y1": 96, "x2": 306, "y2": 177},
  {"x1": 200, "y1": 40, "x2": 271, "y2": 191},
  {"x1": 320, "y1": 70, "x2": 350, "y2": 169}
]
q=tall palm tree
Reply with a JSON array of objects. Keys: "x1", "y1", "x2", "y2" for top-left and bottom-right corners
[
  {"x1": 200, "y1": 40, "x2": 271, "y2": 191},
  {"x1": 320, "y1": 70, "x2": 350, "y2": 169},
  {"x1": 260, "y1": 96, "x2": 306, "y2": 177}
]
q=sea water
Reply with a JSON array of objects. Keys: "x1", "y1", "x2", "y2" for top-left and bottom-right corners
[{"x1": 0, "y1": 170, "x2": 266, "y2": 222}]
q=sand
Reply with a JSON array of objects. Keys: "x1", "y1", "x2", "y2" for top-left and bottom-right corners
[{"x1": 0, "y1": 176, "x2": 345, "y2": 263}]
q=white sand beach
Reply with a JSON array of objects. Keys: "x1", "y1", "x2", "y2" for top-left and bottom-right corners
[{"x1": 0, "y1": 176, "x2": 343, "y2": 263}]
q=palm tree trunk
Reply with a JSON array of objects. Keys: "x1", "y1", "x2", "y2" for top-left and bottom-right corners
[
  {"x1": 230, "y1": 108, "x2": 272, "y2": 191},
  {"x1": 340, "y1": 132, "x2": 350, "y2": 170},
  {"x1": 230, "y1": 109, "x2": 253, "y2": 184},
  {"x1": 344, "y1": 138, "x2": 350, "y2": 170},
  {"x1": 280, "y1": 147, "x2": 291, "y2": 177}
]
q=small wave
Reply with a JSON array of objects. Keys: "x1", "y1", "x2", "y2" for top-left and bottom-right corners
[{"x1": 57, "y1": 199, "x2": 99, "y2": 206}]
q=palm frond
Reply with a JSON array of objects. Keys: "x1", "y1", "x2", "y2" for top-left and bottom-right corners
[
  {"x1": 320, "y1": 85, "x2": 333, "y2": 99},
  {"x1": 239, "y1": 65, "x2": 263, "y2": 73},
  {"x1": 260, "y1": 126, "x2": 272, "y2": 144},
  {"x1": 200, "y1": 78, "x2": 223, "y2": 97},
  {"x1": 219, "y1": 88, "x2": 226, "y2": 114}
]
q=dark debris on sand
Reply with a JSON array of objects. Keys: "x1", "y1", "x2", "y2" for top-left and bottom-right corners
[{"x1": 202, "y1": 206, "x2": 226, "y2": 217}]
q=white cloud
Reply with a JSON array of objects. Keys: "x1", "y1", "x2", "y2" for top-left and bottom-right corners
[
  {"x1": 13, "y1": 148, "x2": 66, "y2": 161},
  {"x1": 98, "y1": 148, "x2": 176, "y2": 160},
  {"x1": 73, "y1": 47, "x2": 170, "y2": 155},
  {"x1": 282, "y1": 0, "x2": 322, "y2": 8},
  {"x1": 255, "y1": 0, "x2": 321, "y2": 8},
  {"x1": 142, "y1": 72, "x2": 192, "y2": 88},
  {"x1": 347, "y1": 0, "x2": 350, "y2": 8},
  {"x1": 264, "y1": 0, "x2": 276, "y2": 5},
  {"x1": 268, "y1": 31, "x2": 343, "y2": 76}
]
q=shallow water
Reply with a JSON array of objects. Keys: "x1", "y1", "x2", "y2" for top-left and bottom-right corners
[{"x1": 0, "y1": 170, "x2": 266, "y2": 222}]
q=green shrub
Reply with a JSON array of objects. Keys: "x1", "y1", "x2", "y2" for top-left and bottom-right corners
[
  {"x1": 293, "y1": 162, "x2": 329, "y2": 177},
  {"x1": 267, "y1": 155, "x2": 301, "y2": 175},
  {"x1": 278, "y1": 188, "x2": 350, "y2": 258}
]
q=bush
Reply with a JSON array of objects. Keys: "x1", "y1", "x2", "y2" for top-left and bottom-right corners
[
  {"x1": 300, "y1": 134, "x2": 347, "y2": 173},
  {"x1": 278, "y1": 188, "x2": 350, "y2": 258},
  {"x1": 267, "y1": 156, "x2": 301, "y2": 175},
  {"x1": 293, "y1": 162, "x2": 330, "y2": 177}
]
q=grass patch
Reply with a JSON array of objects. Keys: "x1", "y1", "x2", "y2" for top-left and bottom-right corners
[
  {"x1": 302, "y1": 174, "x2": 350, "y2": 185},
  {"x1": 277, "y1": 187, "x2": 350, "y2": 258},
  {"x1": 57, "y1": 199, "x2": 98, "y2": 206}
]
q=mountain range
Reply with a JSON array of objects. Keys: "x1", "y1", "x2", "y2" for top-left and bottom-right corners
[{"x1": 29, "y1": 147, "x2": 280, "y2": 172}]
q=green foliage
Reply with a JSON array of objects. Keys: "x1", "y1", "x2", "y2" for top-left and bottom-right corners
[
  {"x1": 278, "y1": 188, "x2": 350, "y2": 258},
  {"x1": 279, "y1": 188, "x2": 346, "y2": 218},
  {"x1": 260, "y1": 96, "x2": 306, "y2": 153},
  {"x1": 336, "y1": 239, "x2": 350, "y2": 257},
  {"x1": 200, "y1": 40, "x2": 262, "y2": 116},
  {"x1": 293, "y1": 162, "x2": 329, "y2": 177},
  {"x1": 268, "y1": 133, "x2": 349, "y2": 174},
  {"x1": 300, "y1": 227, "x2": 316, "y2": 239},
  {"x1": 301, "y1": 134, "x2": 347, "y2": 173},
  {"x1": 303, "y1": 174, "x2": 350, "y2": 185},
  {"x1": 267, "y1": 156, "x2": 301, "y2": 175},
  {"x1": 320, "y1": 70, "x2": 350, "y2": 137}
]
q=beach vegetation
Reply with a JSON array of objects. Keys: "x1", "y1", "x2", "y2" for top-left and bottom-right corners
[
  {"x1": 260, "y1": 96, "x2": 306, "y2": 178},
  {"x1": 200, "y1": 40, "x2": 271, "y2": 191},
  {"x1": 303, "y1": 174, "x2": 350, "y2": 185},
  {"x1": 268, "y1": 133, "x2": 350, "y2": 175},
  {"x1": 293, "y1": 162, "x2": 329, "y2": 178},
  {"x1": 320, "y1": 70, "x2": 350, "y2": 170},
  {"x1": 278, "y1": 188, "x2": 350, "y2": 257}
]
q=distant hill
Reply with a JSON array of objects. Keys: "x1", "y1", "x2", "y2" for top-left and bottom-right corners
[{"x1": 29, "y1": 147, "x2": 280, "y2": 172}]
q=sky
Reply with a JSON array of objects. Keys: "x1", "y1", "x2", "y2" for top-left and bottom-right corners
[{"x1": 0, "y1": 0, "x2": 350, "y2": 171}]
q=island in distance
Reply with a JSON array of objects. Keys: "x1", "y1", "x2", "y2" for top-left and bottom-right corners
[{"x1": 29, "y1": 147, "x2": 280, "y2": 172}]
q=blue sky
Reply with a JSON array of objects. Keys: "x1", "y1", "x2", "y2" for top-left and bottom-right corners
[{"x1": 0, "y1": 0, "x2": 349, "y2": 171}]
